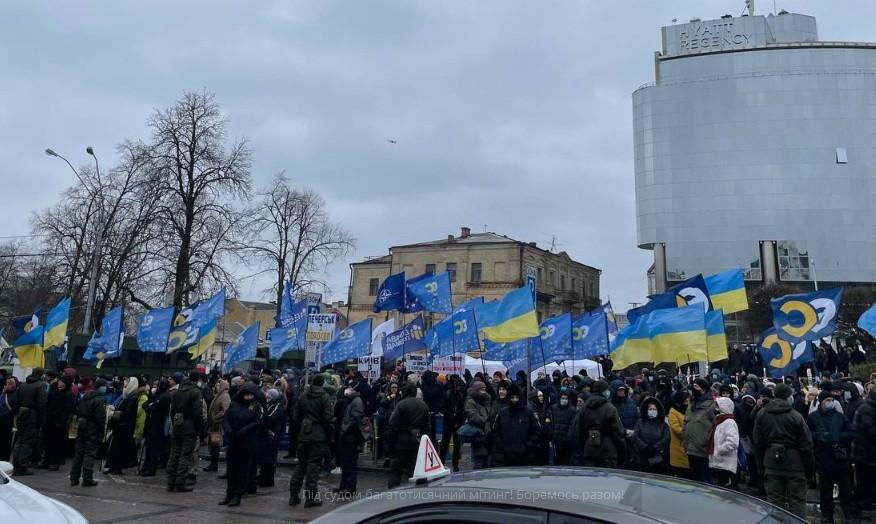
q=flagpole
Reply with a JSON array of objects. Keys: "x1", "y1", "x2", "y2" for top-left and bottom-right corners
[{"x1": 471, "y1": 311, "x2": 487, "y2": 379}]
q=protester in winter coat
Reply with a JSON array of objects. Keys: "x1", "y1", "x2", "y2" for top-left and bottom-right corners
[
  {"x1": 610, "y1": 381, "x2": 639, "y2": 431},
  {"x1": 219, "y1": 384, "x2": 263, "y2": 507},
  {"x1": 289, "y1": 374, "x2": 334, "y2": 508},
  {"x1": 106, "y1": 377, "x2": 140, "y2": 474},
  {"x1": 41, "y1": 376, "x2": 75, "y2": 471},
  {"x1": 808, "y1": 390, "x2": 856, "y2": 523},
  {"x1": 526, "y1": 388, "x2": 550, "y2": 465},
  {"x1": 853, "y1": 384, "x2": 876, "y2": 511},
  {"x1": 464, "y1": 380, "x2": 492, "y2": 469},
  {"x1": 167, "y1": 371, "x2": 206, "y2": 493},
  {"x1": 256, "y1": 388, "x2": 285, "y2": 487},
  {"x1": 708, "y1": 397, "x2": 739, "y2": 488},
  {"x1": 337, "y1": 384, "x2": 364, "y2": 494},
  {"x1": 140, "y1": 379, "x2": 170, "y2": 477},
  {"x1": 388, "y1": 382, "x2": 429, "y2": 487},
  {"x1": 204, "y1": 379, "x2": 230, "y2": 472},
  {"x1": 440, "y1": 375, "x2": 466, "y2": 472},
  {"x1": 736, "y1": 394, "x2": 760, "y2": 490},
  {"x1": 576, "y1": 380, "x2": 625, "y2": 468},
  {"x1": 70, "y1": 378, "x2": 107, "y2": 487},
  {"x1": 634, "y1": 397, "x2": 669, "y2": 473},
  {"x1": 668, "y1": 391, "x2": 690, "y2": 477},
  {"x1": 753, "y1": 384, "x2": 815, "y2": 519},
  {"x1": 551, "y1": 390, "x2": 577, "y2": 465},
  {"x1": 493, "y1": 384, "x2": 541, "y2": 466},
  {"x1": 12, "y1": 368, "x2": 47, "y2": 476},
  {"x1": 682, "y1": 378, "x2": 716, "y2": 484},
  {"x1": 0, "y1": 377, "x2": 19, "y2": 461}
]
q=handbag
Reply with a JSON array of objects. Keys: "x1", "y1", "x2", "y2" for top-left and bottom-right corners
[
  {"x1": 208, "y1": 431, "x2": 223, "y2": 447},
  {"x1": 359, "y1": 417, "x2": 374, "y2": 442},
  {"x1": 457, "y1": 423, "x2": 485, "y2": 444}
]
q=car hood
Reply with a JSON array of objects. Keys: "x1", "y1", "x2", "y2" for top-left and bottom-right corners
[{"x1": 0, "y1": 475, "x2": 87, "y2": 523}]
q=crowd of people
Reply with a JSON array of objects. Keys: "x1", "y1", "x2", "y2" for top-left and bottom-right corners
[{"x1": 1, "y1": 362, "x2": 874, "y2": 523}]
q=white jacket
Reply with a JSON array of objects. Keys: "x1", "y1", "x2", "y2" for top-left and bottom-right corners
[{"x1": 708, "y1": 397, "x2": 739, "y2": 474}]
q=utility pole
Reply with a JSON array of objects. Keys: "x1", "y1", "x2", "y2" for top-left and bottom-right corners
[{"x1": 45, "y1": 146, "x2": 106, "y2": 333}]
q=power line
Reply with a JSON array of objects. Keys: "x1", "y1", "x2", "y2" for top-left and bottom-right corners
[{"x1": 0, "y1": 233, "x2": 47, "y2": 240}]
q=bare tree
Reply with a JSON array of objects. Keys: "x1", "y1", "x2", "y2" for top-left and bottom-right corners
[
  {"x1": 240, "y1": 175, "x2": 354, "y2": 320},
  {"x1": 32, "y1": 141, "x2": 163, "y2": 330},
  {"x1": 149, "y1": 91, "x2": 252, "y2": 308}
]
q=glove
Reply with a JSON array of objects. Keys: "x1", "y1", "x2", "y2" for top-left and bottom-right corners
[{"x1": 625, "y1": 429, "x2": 635, "y2": 438}]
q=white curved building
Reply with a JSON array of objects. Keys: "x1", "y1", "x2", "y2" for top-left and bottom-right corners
[{"x1": 633, "y1": 11, "x2": 876, "y2": 293}]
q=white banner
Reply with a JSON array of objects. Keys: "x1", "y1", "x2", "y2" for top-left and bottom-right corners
[
  {"x1": 432, "y1": 354, "x2": 464, "y2": 376},
  {"x1": 357, "y1": 356, "x2": 381, "y2": 379},
  {"x1": 307, "y1": 313, "x2": 336, "y2": 342},
  {"x1": 405, "y1": 353, "x2": 428, "y2": 373}
]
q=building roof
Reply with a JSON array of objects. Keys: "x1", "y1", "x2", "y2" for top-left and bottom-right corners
[
  {"x1": 351, "y1": 254, "x2": 392, "y2": 266},
  {"x1": 237, "y1": 300, "x2": 277, "y2": 311},
  {"x1": 394, "y1": 231, "x2": 518, "y2": 248}
]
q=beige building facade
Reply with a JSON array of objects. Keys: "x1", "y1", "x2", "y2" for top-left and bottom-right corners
[{"x1": 347, "y1": 227, "x2": 601, "y2": 327}]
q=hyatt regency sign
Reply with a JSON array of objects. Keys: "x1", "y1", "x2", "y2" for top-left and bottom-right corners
[{"x1": 679, "y1": 20, "x2": 752, "y2": 52}]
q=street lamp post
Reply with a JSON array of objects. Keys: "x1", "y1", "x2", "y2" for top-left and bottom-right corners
[{"x1": 45, "y1": 147, "x2": 107, "y2": 334}]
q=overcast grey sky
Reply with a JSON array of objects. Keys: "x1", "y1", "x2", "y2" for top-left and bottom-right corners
[{"x1": 2, "y1": 1, "x2": 875, "y2": 312}]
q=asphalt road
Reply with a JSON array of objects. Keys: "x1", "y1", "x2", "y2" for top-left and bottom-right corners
[{"x1": 17, "y1": 458, "x2": 392, "y2": 524}]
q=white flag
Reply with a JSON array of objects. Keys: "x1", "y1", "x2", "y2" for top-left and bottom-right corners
[{"x1": 369, "y1": 318, "x2": 395, "y2": 357}]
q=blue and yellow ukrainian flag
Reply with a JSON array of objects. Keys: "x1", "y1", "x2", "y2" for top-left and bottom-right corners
[
  {"x1": 14, "y1": 324, "x2": 45, "y2": 368},
  {"x1": 705, "y1": 310, "x2": 728, "y2": 363},
  {"x1": 189, "y1": 318, "x2": 219, "y2": 360},
  {"x1": 43, "y1": 297, "x2": 71, "y2": 349},
  {"x1": 704, "y1": 269, "x2": 748, "y2": 314},
  {"x1": 481, "y1": 287, "x2": 539, "y2": 343},
  {"x1": 609, "y1": 314, "x2": 652, "y2": 370},
  {"x1": 649, "y1": 306, "x2": 707, "y2": 365}
]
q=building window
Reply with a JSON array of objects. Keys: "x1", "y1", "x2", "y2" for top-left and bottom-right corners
[
  {"x1": 560, "y1": 274, "x2": 566, "y2": 291},
  {"x1": 471, "y1": 263, "x2": 482, "y2": 283},
  {"x1": 425, "y1": 263, "x2": 436, "y2": 275},
  {"x1": 549, "y1": 270, "x2": 556, "y2": 288},
  {"x1": 571, "y1": 277, "x2": 576, "y2": 296},
  {"x1": 446, "y1": 262, "x2": 457, "y2": 282},
  {"x1": 777, "y1": 241, "x2": 810, "y2": 281},
  {"x1": 836, "y1": 147, "x2": 848, "y2": 164},
  {"x1": 368, "y1": 278, "x2": 379, "y2": 296}
]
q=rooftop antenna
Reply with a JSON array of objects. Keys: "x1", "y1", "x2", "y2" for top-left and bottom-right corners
[
  {"x1": 483, "y1": 224, "x2": 488, "y2": 233},
  {"x1": 745, "y1": 0, "x2": 755, "y2": 16},
  {"x1": 546, "y1": 235, "x2": 560, "y2": 253}
]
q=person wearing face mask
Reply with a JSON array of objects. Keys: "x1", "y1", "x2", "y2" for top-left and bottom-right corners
[
  {"x1": 753, "y1": 383, "x2": 815, "y2": 519},
  {"x1": 526, "y1": 388, "x2": 550, "y2": 465},
  {"x1": 220, "y1": 383, "x2": 263, "y2": 507},
  {"x1": 682, "y1": 378, "x2": 716, "y2": 484},
  {"x1": 634, "y1": 397, "x2": 669, "y2": 474},
  {"x1": 493, "y1": 384, "x2": 541, "y2": 467},
  {"x1": 551, "y1": 390, "x2": 577, "y2": 465},
  {"x1": 70, "y1": 378, "x2": 108, "y2": 487},
  {"x1": 808, "y1": 391, "x2": 856, "y2": 524},
  {"x1": 575, "y1": 380, "x2": 625, "y2": 468},
  {"x1": 440, "y1": 375, "x2": 467, "y2": 473},
  {"x1": 105, "y1": 377, "x2": 140, "y2": 474}
]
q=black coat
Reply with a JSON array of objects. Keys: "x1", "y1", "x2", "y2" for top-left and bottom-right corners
[
  {"x1": 808, "y1": 406, "x2": 854, "y2": 470},
  {"x1": 493, "y1": 403, "x2": 540, "y2": 466},
  {"x1": 144, "y1": 391, "x2": 171, "y2": 440},
  {"x1": 853, "y1": 394, "x2": 876, "y2": 466},
  {"x1": 106, "y1": 394, "x2": 139, "y2": 470},
  {"x1": 633, "y1": 398, "x2": 670, "y2": 467},
  {"x1": 550, "y1": 403, "x2": 577, "y2": 448},
  {"x1": 45, "y1": 388, "x2": 76, "y2": 433},
  {"x1": 257, "y1": 399, "x2": 286, "y2": 464},
  {"x1": 389, "y1": 396, "x2": 429, "y2": 450}
]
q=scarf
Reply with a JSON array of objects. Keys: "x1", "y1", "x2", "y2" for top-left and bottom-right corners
[{"x1": 706, "y1": 413, "x2": 734, "y2": 455}]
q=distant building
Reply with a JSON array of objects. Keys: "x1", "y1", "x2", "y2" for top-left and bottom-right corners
[
  {"x1": 347, "y1": 227, "x2": 601, "y2": 327},
  {"x1": 633, "y1": 11, "x2": 876, "y2": 293},
  {"x1": 201, "y1": 297, "x2": 347, "y2": 368}
]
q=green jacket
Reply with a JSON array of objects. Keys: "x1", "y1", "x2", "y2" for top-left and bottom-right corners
[
  {"x1": 464, "y1": 394, "x2": 492, "y2": 435},
  {"x1": 753, "y1": 399, "x2": 815, "y2": 477},
  {"x1": 76, "y1": 390, "x2": 107, "y2": 438},
  {"x1": 296, "y1": 385, "x2": 334, "y2": 443},
  {"x1": 682, "y1": 397, "x2": 716, "y2": 458},
  {"x1": 170, "y1": 380, "x2": 205, "y2": 436},
  {"x1": 577, "y1": 396, "x2": 626, "y2": 462}
]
